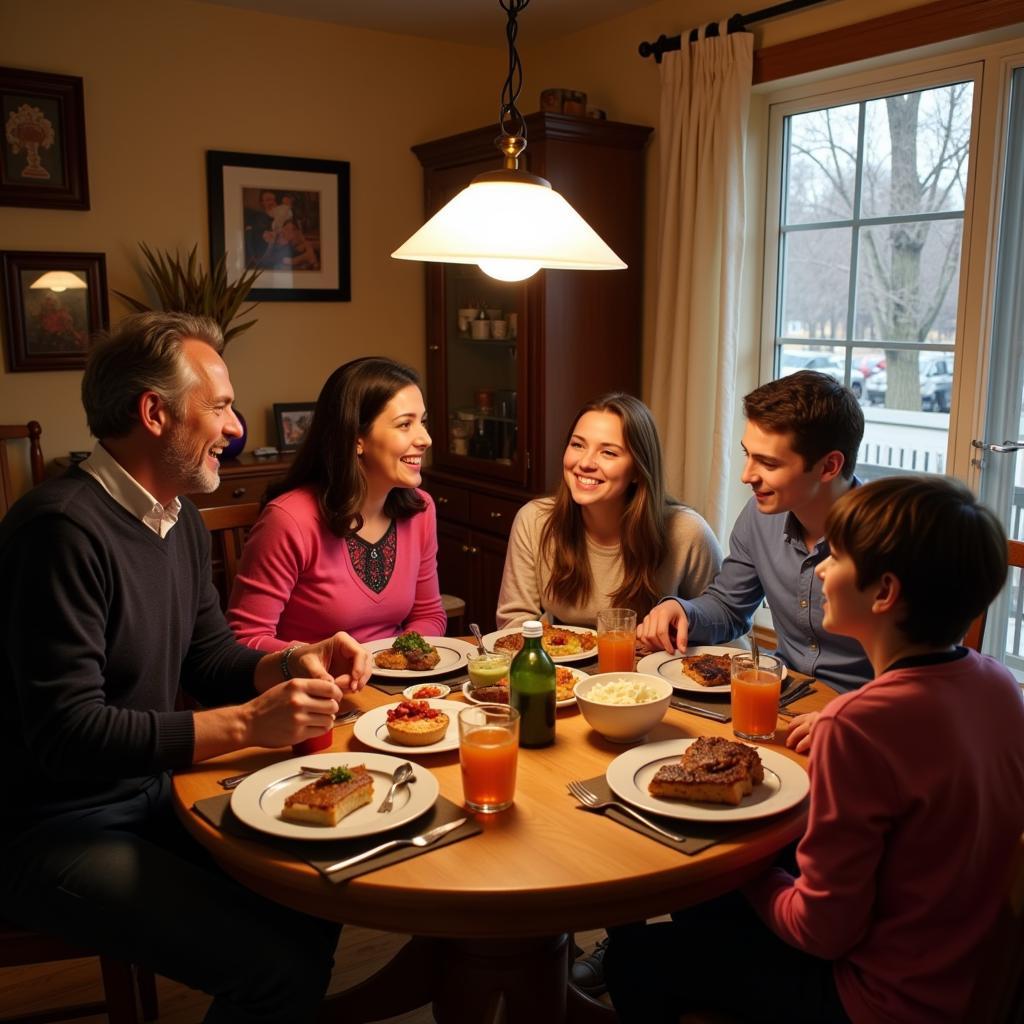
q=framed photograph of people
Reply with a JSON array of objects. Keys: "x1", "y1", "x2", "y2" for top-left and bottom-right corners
[
  {"x1": 273, "y1": 402, "x2": 315, "y2": 451},
  {"x1": 1, "y1": 67, "x2": 90, "y2": 209},
  {"x1": 207, "y1": 150, "x2": 350, "y2": 302},
  {"x1": 1, "y1": 250, "x2": 108, "y2": 372}
]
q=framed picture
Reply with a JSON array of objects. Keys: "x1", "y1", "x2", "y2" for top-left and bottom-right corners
[
  {"x1": 207, "y1": 150, "x2": 350, "y2": 302},
  {"x1": 273, "y1": 402, "x2": 315, "y2": 451},
  {"x1": 1, "y1": 250, "x2": 108, "y2": 372},
  {"x1": 1, "y1": 67, "x2": 89, "y2": 209}
]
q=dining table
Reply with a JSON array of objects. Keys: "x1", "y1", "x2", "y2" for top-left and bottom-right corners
[{"x1": 172, "y1": 651, "x2": 836, "y2": 1024}]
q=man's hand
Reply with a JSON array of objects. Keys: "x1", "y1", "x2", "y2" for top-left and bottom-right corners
[
  {"x1": 292, "y1": 631, "x2": 371, "y2": 693},
  {"x1": 785, "y1": 711, "x2": 820, "y2": 754},
  {"x1": 637, "y1": 600, "x2": 689, "y2": 654}
]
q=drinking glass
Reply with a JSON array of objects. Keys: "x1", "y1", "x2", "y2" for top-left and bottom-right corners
[
  {"x1": 597, "y1": 608, "x2": 637, "y2": 672},
  {"x1": 466, "y1": 651, "x2": 511, "y2": 690},
  {"x1": 458, "y1": 704, "x2": 520, "y2": 813},
  {"x1": 731, "y1": 653, "x2": 783, "y2": 741}
]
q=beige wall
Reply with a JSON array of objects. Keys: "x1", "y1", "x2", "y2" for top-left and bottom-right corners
[{"x1": 0, "y1": 0, "x2": 498, "y2": 495}]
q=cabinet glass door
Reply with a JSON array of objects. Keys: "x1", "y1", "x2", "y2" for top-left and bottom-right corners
[{"x1": 442, "y1": 265, "x2": 523, "y2": 477}]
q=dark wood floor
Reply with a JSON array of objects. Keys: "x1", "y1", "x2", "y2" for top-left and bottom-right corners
[{"x1": 0, "y1": 927, "x2": 608, "y2": 1023}]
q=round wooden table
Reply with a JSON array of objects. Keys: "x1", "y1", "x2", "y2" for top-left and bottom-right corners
[{"x1": 172, "y1": 679, "x2": 831, "y2": 1023}]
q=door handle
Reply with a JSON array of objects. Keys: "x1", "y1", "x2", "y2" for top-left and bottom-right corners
[{"x1": 971, "y1": 439, "x2": 1024, "y2": 454}]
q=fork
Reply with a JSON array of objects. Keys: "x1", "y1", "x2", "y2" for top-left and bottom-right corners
[{"x1": 567, "y1": 780, "x2": 686, "y2": 842}]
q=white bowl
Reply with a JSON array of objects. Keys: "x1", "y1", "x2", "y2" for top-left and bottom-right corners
[
  {"x1": 401, "y1": 682, "x2": 452, "y2": 701},
  {"x1": 573, "y1": 672, "x2": 672, "y2": 743}
]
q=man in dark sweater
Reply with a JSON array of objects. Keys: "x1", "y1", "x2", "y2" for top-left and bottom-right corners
[{"x1": 0, "y1": 313, "x2": 371, "y2": 1022}]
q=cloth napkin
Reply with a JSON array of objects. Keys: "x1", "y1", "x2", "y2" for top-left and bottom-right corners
[
  {"x1": 573, "y1": 774, "x2": 757, "y2": 855},
  {"x1": 192, "y1": 792, "x2": 481, "y2": 883}
]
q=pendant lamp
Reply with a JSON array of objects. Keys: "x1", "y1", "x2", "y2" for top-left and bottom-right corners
[{"x1": 391, "y1": 0, "x2": 625, "y2": 282}]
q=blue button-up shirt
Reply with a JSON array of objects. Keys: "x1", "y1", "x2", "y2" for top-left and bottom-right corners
[{"x1": 673, "y1": 494, "x2": 871, "y2": 692}]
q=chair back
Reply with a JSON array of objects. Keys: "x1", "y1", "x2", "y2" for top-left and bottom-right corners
[
  {"x1": 963, "y1": 539, "x2": 1024, "y2": 652},
  {"x1": 199, "y1": 502, "x2": 261, "y2": 608},
  {"x1": 965, "y1": 834, "x2": 1024, "y2": 1022},
  {"x1": 0, "y1": 420, "x2": 44, "y2": 517}
]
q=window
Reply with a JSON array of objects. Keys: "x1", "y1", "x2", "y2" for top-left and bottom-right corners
[{"x1": 764, "y1": 71, "x2": 980, "y2": 480}]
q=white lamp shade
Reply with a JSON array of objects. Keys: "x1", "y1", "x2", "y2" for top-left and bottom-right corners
[
  {"x1": 30, "y1": 270, "x2": 87, "y2": 292},
  {"x1": 392, "y1": 179, "x2": 626, "y2": 275}
]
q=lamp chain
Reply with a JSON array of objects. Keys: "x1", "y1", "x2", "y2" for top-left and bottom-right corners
[{"x1": 498, "y1": 0, "x2": 529, "y2": 141}]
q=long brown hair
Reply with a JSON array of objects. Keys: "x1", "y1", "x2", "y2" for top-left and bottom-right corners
[
  {"x1": 264, "y1": 357, "x2": 426, "y2": 536},
  {"x1": 539, "y1": 393, "x2": 674, "y2": 617}
]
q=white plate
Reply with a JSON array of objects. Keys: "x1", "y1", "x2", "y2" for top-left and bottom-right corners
[
  {"x1": 461, "y1": 667, "x2": 583, "y2": 708},
  {"x1": 353, "y1": 699, "x2": 463, "y2": 754},
  {"x1": 401, "y1": 682, "x2": 451, "y2": 700},
  {"x1": 365, "y1": 636, "x2": 477, "y2": 679},
  {"x1": 637, "y1": 646, "x2": 788, "y2": 694},
  {"x1": 605, "y1": 738, "x2": 809, "y2": 823},
  {"x1": 230, "y1": 751, "x2": 439, "y2": 840},
  {"x1": 481, "y1": 626, "x2": 598, "y2": 664}
]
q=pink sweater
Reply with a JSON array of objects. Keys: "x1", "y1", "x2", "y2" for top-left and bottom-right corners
[
  {"x1": 227, "y1": 486, "x2": 446, "y2": 649},
  {"x1": 745, "y1": 649, "x2": 1024, "y2": 1023}
]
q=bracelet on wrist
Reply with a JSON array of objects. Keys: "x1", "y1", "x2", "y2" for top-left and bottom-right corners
[{"x1": 280, "y1": 645, "x2": 299, "y2": 680}]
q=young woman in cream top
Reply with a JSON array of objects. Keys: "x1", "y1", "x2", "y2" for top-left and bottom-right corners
[{"x1": 496, "y1": 393, "x2": 722, "y2": 629}]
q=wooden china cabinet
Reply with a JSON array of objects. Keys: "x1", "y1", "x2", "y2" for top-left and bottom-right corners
[{"x1": 412, "y1": 112, "x2": 652, "y2": 631}]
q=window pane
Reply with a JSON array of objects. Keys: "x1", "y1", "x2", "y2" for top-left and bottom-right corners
[
  {"x1": 784, "y1": 103, "x2": 860, "y2": 224},
  {"x1": 780, "y1": 227, "x2": 850, "y2": 340},
  {"x1": 862, "y1": 349, "x2": 954, "y2": 413},
  {"x1": 860, "y1": 82, "x2": 973, "y2": 218},
  {"x1": 855, "y1": 220, "x2": 962, "y2": 345},
  {"x1": 778, "y1": 343, "x2": 864, "y2": 401}
]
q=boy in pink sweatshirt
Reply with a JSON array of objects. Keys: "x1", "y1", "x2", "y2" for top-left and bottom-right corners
[{"x1": 606, "y1": 475, "x2": 1024, "y2": 1023}]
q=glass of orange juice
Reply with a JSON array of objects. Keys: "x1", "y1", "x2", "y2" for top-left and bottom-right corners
[
  {"x1": 458, "y1": 704, "x2": 520, "y2": 813},
  {"x1": 597, "y1": 608, "x2": 637, "y2": 672},
  {"x1": 731, "y1": 653, "x2": 783, "y2": 741}
]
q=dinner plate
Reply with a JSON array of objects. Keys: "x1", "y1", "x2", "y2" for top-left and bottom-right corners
[
  {"x1": 482, "y1": 626, "x2": 597, "y2": 664},
  {"x1": 353, "y1": 699, "x2": 463, "y2": 754},
  {"x1": 461, "y1": 666, "x2": 583, "y2": 708},
  {"x1": 605, "y1": 738, "x2": 809, "y2": 823},
  {"x1": 365, "y1": 636, "x2": 477, "y2": 679},
  {"x1": 230, "y1": 751, "x2": 439, "y2": 840},
  {"x1": 637, "y1": 646, "x2": 788, "y2": 694}
]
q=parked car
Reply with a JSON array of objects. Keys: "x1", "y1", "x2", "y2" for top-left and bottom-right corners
[
  {"x1": 779, "y1": 350, "x2": 866, "y2": 400},
  {"x1": 865, "y1": 354, "x2": 954, "y2": 412}
]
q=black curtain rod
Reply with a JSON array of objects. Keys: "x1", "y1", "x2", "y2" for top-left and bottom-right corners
[{"x1": 638, "y1": 0, "x2": 828, "y2": 63}]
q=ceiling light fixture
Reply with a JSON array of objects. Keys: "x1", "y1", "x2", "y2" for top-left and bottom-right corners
[
  {"x1": 391, "y1": 0, "x2": 625, "y2": 282},
  {"x1": 30, "y1": 270, "x2": 87, "y2": 293}
]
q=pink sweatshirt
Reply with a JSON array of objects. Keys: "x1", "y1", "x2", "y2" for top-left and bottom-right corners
[
  {"x1": 745, "y1": 649, "x2": 1024, "y2": 1023},
  {"x1": 227, "y1": 486, "x2": 446, "y2": 649}
]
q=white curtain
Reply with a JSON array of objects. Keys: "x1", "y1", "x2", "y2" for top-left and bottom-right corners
[{"x1": 649, "y1": 25, "x2": 752, "y2": 537}]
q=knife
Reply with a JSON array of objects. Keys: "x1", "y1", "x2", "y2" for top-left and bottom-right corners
[
  {"x1": 669, "y1": 699, "x2": 730, "y2": 722},
  {"x1": 323, "y1": 817, "x2": 468, "y2": 874},
  {"x1": 778, "y1": 681, "x2": 814, "y2": 707}
]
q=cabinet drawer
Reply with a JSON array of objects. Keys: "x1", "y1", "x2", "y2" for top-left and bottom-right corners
[
  {"x1": 426, "y1": 479, "x2": 469, "y2": 524},
  {"x1": 196, "y1": 473, "x2": 275, "y2": 508},
  {"x1": 470, "y1": 493, "x2": 521, "y2": 538}
]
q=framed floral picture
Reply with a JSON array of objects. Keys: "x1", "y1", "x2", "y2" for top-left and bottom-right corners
[
  {"x1": 207, "y1": 150, "x2": 350, "y2": 302},
  {"x1": 273, "y1": 402, "x2": 315, "y2": 451},
  {"x1": 1, "y1": 250, "x2": 108, "y2": 371},
  {"x1": 1, "y1": 67, "x2": 89, "y2": 209}
]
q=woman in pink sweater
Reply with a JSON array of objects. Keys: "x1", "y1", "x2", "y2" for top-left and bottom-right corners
[
  {"x1": 228, "y1": 357, "x2": 446, "y2": 650},
  {"x1": 605, "y1": 476, "x2": 1024, "y2": 1023}
]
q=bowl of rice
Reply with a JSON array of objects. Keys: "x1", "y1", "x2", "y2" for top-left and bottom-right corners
[{"x1": 573, "y1": 672, "x2": 672, "y2": 743}]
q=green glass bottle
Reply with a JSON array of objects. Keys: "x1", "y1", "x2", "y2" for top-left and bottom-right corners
[{"x1": 510, "y1": 619, "x2": 556, "y2": 747}]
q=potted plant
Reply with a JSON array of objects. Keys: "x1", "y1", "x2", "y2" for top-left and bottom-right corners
[{"x1": 114, "y1": 243, "x2": 262, "y2": 458}]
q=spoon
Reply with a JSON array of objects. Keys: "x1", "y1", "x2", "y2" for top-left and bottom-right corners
[
  {"x1": 469, "y1": 622, "x2": 487, "y2": 655},
  {"x1": 377, "y1": 762, "x2": 415, "y2": 814}
]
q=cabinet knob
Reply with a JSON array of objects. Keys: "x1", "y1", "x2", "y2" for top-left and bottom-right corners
[
  {"x1": 232, "y1": 487, "x2": 247, "y2": 499},
  {"x1": 461, "y1": 544, "x2": 470, "y2": 553},
  {"x1": 489, "y1": 511, "x2": 502, "y2": 519},
  {"x1": 437, "y1": 495, "x2": 448, "y2": 504},
  {"x1": 428, "y1": 344, "x2": 440, "y2": 352}
]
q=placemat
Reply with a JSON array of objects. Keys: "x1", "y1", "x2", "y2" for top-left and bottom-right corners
[
  {"x1": 572, "y1": 775, "x2": 755, "y2": 855},
  {"x1": 193, "y1": 792, "x2": 481, "y2": 883},
  {"x1": 667, "y1": 677, "x2": 814, "y2": 722}
]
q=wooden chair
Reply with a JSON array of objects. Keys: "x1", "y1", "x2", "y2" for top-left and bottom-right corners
[
  {"x1": 200, "y1": 501, "x2": 262, "y2": 608},
  {"x1": 0, "y1": 420, "x2": 44, "y2": 517},
  {"x1": 963, "y1": 539, "x2": 1024, "y2": 652},
  {"x1": 0, "y1": 919, "x2": 158, "y2": 1023}
]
